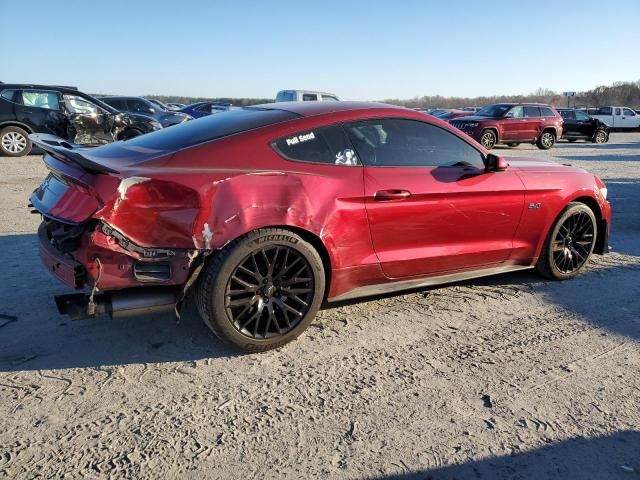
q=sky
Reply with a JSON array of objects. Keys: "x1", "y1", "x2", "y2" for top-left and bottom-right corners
[{"x1": 2, "y1": 0, "x2": 640, "y2": 100}]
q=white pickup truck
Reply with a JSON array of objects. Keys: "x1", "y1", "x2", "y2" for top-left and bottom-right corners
[{"x1": 588, "y1": 106, "x2": 640, "y2": 129}]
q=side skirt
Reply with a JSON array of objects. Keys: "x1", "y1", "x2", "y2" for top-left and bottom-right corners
[{"x1": 328, "y1": 264, "x2": 533, "y2": 303}]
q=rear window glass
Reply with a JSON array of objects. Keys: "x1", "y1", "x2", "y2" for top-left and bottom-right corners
[
  {"x1": 540, "y1": 107, "x2": 555, "y2": 117},
  {"x1": 271, "y1": 125, "x2": 359, "y2": 166},
  {"x1": 117, "y1": 107, "x2": 299, "y2": 150},
  {"x1": 276, "y1": 91, "x2": 295, "y2": 102}
]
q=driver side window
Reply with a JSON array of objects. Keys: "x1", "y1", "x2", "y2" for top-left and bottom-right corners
[
  {"x1": 344, "y1": 118, "x2": 485, "y2": 169},
  {"x1": 506, "y1": 106, "x2": 524, "y2": 118},
  {"x1": 63, "y1": 94, "x2": 100, "y2": 114}
]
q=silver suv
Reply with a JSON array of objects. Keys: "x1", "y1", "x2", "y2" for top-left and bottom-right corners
[{"x1": 275, "y1": 90, "x2": 340, "y2": 102}]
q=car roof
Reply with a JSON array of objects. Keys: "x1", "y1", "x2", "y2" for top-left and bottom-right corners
[
  {"x1": 257, "y1": 101, "x2": 408, "y2": 117},
  {"x1": 0, "y1": 83, "x2": 79, "y2": 93}
]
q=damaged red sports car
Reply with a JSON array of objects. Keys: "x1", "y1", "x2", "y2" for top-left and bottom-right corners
[{"x1": 30, "y1": 101, "x2": 611, "y2": 351}]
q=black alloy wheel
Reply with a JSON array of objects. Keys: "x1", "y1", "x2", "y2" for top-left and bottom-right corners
[
  {"x1": 225, "y1": 246, "x2": 314, "y2": 339},
  {"x1": 536, "y1": 202, "x2": 597, "y2": 280}
]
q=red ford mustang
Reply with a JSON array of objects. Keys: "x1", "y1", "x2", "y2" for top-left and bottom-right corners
[{"x1": 30, "y1": 102, "x2": 611, "y2": 351}]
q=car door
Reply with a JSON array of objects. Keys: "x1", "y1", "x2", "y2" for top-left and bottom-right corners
[
  {"x1": 560, "y1": 110, "x2": 578, "y2": 137},
  {"x1": 14, "y1": 89, "x2": 68, "y2": 137},
  {"x1": 344, "y1": 118, "x2": 525, "y2": 278},
  {"x1": 500, "y1": 106, "x2": 525, "y2": 141},
  {"x1": 622, "y1": 108, "x2": 639, "y2": 128},
  {"x1": 524, "y1": 106, "x2": 543, "y2": 140},
  {"x1": 574, "y1": 110, "x2": 594, "y2": 137}
]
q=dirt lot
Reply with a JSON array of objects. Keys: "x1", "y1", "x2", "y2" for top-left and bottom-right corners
[{"x1": 1, "y1": 134, "x2": 639, "y2": 479}]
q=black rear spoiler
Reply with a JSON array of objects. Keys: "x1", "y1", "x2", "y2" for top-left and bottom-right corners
[{"x1": 29, "y1": 134, "x2": 119, "y2": 175}]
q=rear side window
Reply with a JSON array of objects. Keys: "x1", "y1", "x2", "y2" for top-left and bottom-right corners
[
  {"x1": 540, "y1": 107, "x2": 555, "y2": 117},
  {"x1": 524, "y1": 106, "x2": 541, "y2": 117},
  {"x1": 0, "y1": 89, "x2": 17, "y2": 101},
  {"x1": 21, "y1": 90, "x2": 60, "y2": 110},
  {"x1": 615, "y1": 108, "x2": 621, "y2": 116},
  {"x1": 271, "y1": 125, "x2": 359, "y2": 166},
  {"x1": 302, "y1": 93, "x2": 318, "y2": 101},
  {"x1": 598, "y1": 107, "x2": 612, "y2": 115},
  {"x1": 119, "y1": 107, "x2": 299, "y2": 150}
]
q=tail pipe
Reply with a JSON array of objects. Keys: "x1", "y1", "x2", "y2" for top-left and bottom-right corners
[{"x1": 55, "y1": 288, "x2": 178, "y2": 321}]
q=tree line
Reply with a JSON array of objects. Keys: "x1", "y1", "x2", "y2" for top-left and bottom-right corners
[
  {"x1": 383, "y1": 80, "x2": 640, "y2": 109},
  {"x1": 143, "y1": 80, "x2": 640, "y2": 109}
]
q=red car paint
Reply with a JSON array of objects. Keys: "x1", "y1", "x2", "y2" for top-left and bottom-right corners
[{"x1": 31, "y1": 102, "x2": 610, "y2": 305}]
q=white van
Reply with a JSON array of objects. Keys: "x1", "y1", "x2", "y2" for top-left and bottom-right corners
[
  {"x1": 275, "y1": 90, "x2": 341, "y2": 102},
  {"x1": 589, "y1": 106, "x2": 640, "y2": 129}
]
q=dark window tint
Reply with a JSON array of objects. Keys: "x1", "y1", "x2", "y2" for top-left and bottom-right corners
[
  {"x1": 524, "y1": 106, "x2": 541, "y2": 117},
  {"x1": 272, "y1": 125, "x2": 359, "y2": 166},
  {"x1": 104, "y1": 98, "x2": 126, "y2": 110},
  {"x1": 117, "y1": 108, "x2": 299, "y2": 151},
  {"x1": 130, "y1": 99, "x2": 153, "y2": 113},
  {"x1": 615, "y1": 108, "x2": 621, "y2": 116},
  {"x1": 540, "y1": 107, "x2": 555, "y2": 117},
  {"x1": 302, "y1": 93, "x2": 318, "y2": 101},
  {"x1": 344, "y1": 119, "x2": 484, "y2": 169},
  {"x1": 598, "y1": 107, "x2": 612, "y2": 115},
  {"x1": 559, "y1": 110, "x2": 575, "y2": 120},
  {"x1": 194, "y1": 104, "x2": 212, "y2": 112},
  {"x1": 276, "y1": 91, "x2": 295, "y2": 102},
  {"x1": 0, "y1": 89, "x2": 17, "y2": 101}
]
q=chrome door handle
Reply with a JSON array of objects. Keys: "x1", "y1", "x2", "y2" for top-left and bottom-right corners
[{"x1": 374, "y1": 189, "x2": 411, "y2": 201}]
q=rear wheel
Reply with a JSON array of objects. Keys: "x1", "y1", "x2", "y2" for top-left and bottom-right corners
[
  {"x1": 537, "y1": 130, "x2": 556, "y2": 150},
  {"x1": 196, "y1": 228, "x2": 325, "y2": 352},
  {"x1": 0, "y1": 126, "x2": 31, "y2": 157},
  {"x1": 592, "y1": 129, "x2": 607, "y2": 144},
  {"x1": 480, "y1": 130, "x2": 497, "y2": 149},
  {"x1": 535, "y1": 202, "x2": 597, "y2": 280}
]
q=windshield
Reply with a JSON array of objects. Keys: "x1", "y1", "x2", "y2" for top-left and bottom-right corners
[
  {"x1": 148, "y1": 99, "x2": 168, "y2": 110},
  {"x1": 475, "y1": 104, "x2": 512, "y2": 117}
]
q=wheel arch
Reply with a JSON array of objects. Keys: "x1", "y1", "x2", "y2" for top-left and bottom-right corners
[
  {"x1": 0, "y1": 121, "x2": 34, "y2": 134},
  {"x1": 481, "y1": 126, "x2": 500, "y2": 142},
  {"x1": 569, "y1": 195, "x2": 608, "y2": 254}
]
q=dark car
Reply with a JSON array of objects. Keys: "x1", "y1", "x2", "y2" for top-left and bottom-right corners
[
  {"x1": 100, "y1": 96, "x2": 192, "y2": 128},
  {"x1": 557, "y1": 109, "x2": 609, "y2": 144},
  {"x1": 0, "y1": 84, "x2": 162, "y2": 157},
  {"x1": 450, "y1": 103, "x2": 564, "y2": 150},
  {"x1": 180, "y1": 102, "x2": 234, "y2": 119},
  {"x1": 433, "y1": 110, "x2": 475, "y2": 122},
  {"x1": 30, "y1": 102, "x2": 610, "y2": 352}
]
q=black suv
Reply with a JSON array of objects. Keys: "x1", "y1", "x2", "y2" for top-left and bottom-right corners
[
  {"x1": 0, "y1": 84, "x2": 162, "y2": 157},
  {"x1": 557, "y1": 108, "x2": 609, "y2": 144},
  {"x1": 100, "y1": 96, "x2": 192, "y2": 128}
]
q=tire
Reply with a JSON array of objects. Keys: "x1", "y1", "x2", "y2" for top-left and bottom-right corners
[
  {"x1": 196, "y1": 228, "x2": 325, "y2": 352},
  {"x1": 0, "y1": 126, "x2": 32, "y2": 157},
  {"x1": 535, "y1": 202, "x2": 597, "y2": 280},
  {"x1": 507, "y1": 143, "x2": 520, "y2": 147},
  {"x1": 536, "y1": 130, "x2": 556, "y2": 150},
  {"x1": 480, "y1": 130, "x2": 497, "y2": 149},
  {"x1": 592, "y1": 129, "x2": 608, "y2": 144},
  {"x1": 118, "y1": 128, "x2": 143, "y2": 141}
]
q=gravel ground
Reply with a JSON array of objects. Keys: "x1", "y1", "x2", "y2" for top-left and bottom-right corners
[{"x1": 1, "y1": 134, "x2": 639, "y2": 479}]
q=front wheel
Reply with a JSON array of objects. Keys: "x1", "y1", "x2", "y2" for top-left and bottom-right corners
[
  {"x1": 480, "y1": 130, "x2": 497, "y2": 149},
  {"x1": 592, "y1": 129, "x2": 608, "y2": 144},
  {"x1": 536, "y1": 130, "x2": 556, "y2": 150},
  {"x1": 535, "y1": 202, "x2": 597, "y2": 280},
  {"x1": 196, "y1": 228, "x2": 325, "y2": 352}
]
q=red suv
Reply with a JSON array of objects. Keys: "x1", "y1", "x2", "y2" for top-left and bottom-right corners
[{"x1": 450, "y1": 103, "x2": 563, "y2": 150}]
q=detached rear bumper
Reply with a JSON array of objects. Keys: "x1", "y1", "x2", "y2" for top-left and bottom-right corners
[{"x1": 38, "y1": 223, "x2": 85, "y2": 288}]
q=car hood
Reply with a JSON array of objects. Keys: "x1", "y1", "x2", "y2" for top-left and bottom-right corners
[
  {"x1": 506, "y1": 156, "x2": 584, "y2": 173},
  {"x1": 452, "y1": 115, "x2": 498, "y2": 122}
]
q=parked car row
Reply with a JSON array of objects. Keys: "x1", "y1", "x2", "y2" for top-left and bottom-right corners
[{"x1": 0, "y1": 84, "x2": 163, "y2": 157}]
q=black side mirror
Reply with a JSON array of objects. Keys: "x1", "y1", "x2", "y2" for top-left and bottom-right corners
[{"x1": 486, "y1": 153, "x2": 508, "y2": 172}]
